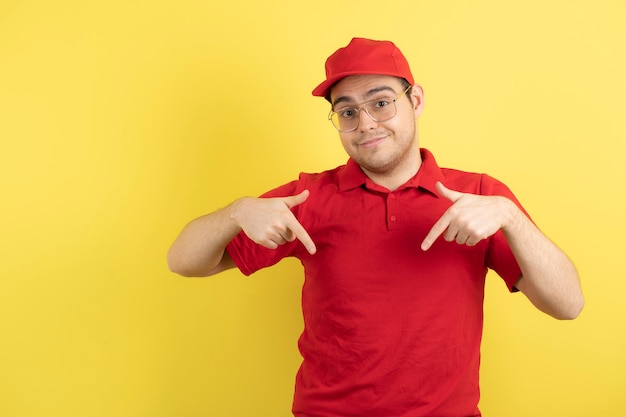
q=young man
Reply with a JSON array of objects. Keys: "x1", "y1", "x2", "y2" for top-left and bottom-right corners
[{"x1": 168, "y1": 38, "x2": 584, "y2": 417}]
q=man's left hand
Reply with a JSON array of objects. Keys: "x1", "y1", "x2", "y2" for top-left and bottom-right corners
[{"x1": 421, "y1": 182, "x2": 513, "y2": 251}]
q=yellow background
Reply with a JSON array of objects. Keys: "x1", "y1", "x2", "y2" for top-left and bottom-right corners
[{"x1": 1, "y1": 0, "x2": 624, "y2": 416}]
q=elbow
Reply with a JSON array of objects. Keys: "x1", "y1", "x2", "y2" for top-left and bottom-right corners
[
  {"x1": 568, "y1": 297, "x2": 586, "y2": 320},
  {"x1": 555, "y1": 294, "x2": 585, "y2": 321},
  {"x1": 167, "y1": 261, "x2": 206, "y2": 278},
  {"x1": 167, "y1": 254, "x2": 187, "y2": 277},
  {"x1": 169, "y1": 265, "x2": 196, "y2": 278},
  {"x1": 167, "y1": 259, "x2": 207, "y2": 278},
  {"x1": 167, "y1": 250, "x2": 197, "y2": 277},
  {"x1": 565, "y1": 285, "x2": 586, "y2": 320},
  {"x1": 167, "y1": 250, "x2": 218, "y2": 278}
]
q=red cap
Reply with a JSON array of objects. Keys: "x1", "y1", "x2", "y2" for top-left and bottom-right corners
[{"x1": 312, "y1": 38, "x2": 414, "y2": 97}]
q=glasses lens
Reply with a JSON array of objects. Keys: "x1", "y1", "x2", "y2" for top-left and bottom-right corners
[
  {"x1": 365, "y1": 98, "x2": 396, "y2": 123},
  {"x1": 329, "y1": 96, "x2": 399, "y2": 132},
  {"x1": 330, "y1": 111, "x2": 357, "y2": 132}
]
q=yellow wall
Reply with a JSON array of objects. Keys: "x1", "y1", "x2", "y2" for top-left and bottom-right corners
[{"x1": 1, "y1": 0, "x2": 624, "y2": 416}]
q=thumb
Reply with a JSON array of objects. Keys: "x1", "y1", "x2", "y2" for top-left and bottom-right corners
[
  {"x1": 436, "y1": 181, "x2": 463, "y2": 203},
  {"x1": 283, "y1": 189, "x2": 310, "y2": 209}
]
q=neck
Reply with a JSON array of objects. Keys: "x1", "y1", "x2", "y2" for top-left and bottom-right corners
[{"x1": 363, "y1": 150, "x2": 422, "y2": 191}]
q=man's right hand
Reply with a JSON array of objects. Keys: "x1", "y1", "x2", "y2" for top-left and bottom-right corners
[{"x1": 232, "y1": 190, "x2": 317, "y2": 255}]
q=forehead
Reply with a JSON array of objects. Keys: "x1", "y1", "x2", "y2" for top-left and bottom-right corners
[{"x1": 329, "y1": 74, "x2": 404, "y2": 105}]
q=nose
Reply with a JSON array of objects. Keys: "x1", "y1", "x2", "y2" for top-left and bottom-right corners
[{"x1": 357, "y1": 107, "x2": 378, "y2": 131}]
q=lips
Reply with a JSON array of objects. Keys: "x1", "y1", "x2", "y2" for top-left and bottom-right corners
[{"x1": 357, "y1": 135, "x2": 387, "y2": 148}]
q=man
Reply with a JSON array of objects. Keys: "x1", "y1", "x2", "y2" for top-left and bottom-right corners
[{"x1": 168, "y1": 38, "x2": 584, "y2": 417}]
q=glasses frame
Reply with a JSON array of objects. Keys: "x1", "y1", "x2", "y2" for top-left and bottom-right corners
[{"x1": 328, "y1": 85, "x2": 411, "y2": 132}]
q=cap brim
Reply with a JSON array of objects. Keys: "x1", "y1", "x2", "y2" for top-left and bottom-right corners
[
  {"x1": 312, "y1": 70, "x2": 413, "y2": 98},
  {"x1": 311, "y1": 76, "x2": 341, "y2": 97}
]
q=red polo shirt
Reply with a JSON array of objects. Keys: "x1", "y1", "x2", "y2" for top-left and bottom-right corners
[{"x1": 227, "y1": 148, "x2": 524, "y2": 417}]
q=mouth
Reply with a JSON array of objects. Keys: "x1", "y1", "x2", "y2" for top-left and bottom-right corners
[{"x1": 357, "y1": 135, "x2": 387, "y2": 148}]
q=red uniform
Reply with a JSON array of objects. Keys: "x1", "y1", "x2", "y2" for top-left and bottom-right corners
[{"x1": 227, "y1": 149, "x2": 525, "y2": 417}]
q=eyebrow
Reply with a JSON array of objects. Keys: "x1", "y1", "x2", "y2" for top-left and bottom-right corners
[{"x1": 332, "y1": 86, "x2": 398, "y2": 108}]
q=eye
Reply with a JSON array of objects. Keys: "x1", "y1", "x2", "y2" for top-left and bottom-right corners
[
  {"x1": 338, "y1": 108, "x2": 357, "y2": 119},
  {"x1": 373, "y1": 98, "x2": 391, "y2": 109}
]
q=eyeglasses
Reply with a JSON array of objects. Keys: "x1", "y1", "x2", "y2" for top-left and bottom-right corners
[{"x1": 328, "y1": 86, "x2": 411, "y2": 132}]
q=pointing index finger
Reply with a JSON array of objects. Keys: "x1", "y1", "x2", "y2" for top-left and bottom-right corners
[
  {"x1": 288, "y1": 217, "x2": 317, "y2": 255},
  {"x1": 421, "y1": 212, "x2": 451, "y2": 251}
]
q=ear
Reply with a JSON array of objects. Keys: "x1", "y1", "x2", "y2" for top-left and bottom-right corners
[{"x1": 410, "y1": 84, "x2": 425, "y2": 118}]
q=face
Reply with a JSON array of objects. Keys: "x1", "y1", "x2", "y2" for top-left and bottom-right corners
[{"x1": 329, "y1": 75, "x2": 425, "y2": 182}]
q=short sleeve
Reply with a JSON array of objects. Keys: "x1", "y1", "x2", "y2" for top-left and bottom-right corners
[
  {"x1": 480, "y1": 174, "x2": 531, "y2": 291},
  {"x1": 226, "y1": 178, "x2": 307, "y2": 276}
]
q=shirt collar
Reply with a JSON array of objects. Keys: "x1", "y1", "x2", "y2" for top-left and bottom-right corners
[{"x1": 337, "y1": 148, "x2": 445, "y2": 196}]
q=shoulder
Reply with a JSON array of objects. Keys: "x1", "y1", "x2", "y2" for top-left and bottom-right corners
[
  {"x1": 441, "y1": 167, "x2": 514, "y2": 198},
  {"x1": 419, "y1": 149, "x2": 519, "y2": 200},
  {"x1": 300, "y1": 164, "x2": 346, "y2": 185},
  {"x1": 259, "y1": 164, "x2": 347, "y2": 198}
]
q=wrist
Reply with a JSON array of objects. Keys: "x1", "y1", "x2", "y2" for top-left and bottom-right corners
[
  {"x1": 228, "y1": 197, "x2": 252, "y2": 232},
  {"x1": 499, "y1": 197, "x2": 524, "y2": 235}
]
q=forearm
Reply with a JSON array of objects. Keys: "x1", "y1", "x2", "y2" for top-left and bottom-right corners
[
  {"x1": 167, "y1": 200, "x2": 244, "y2": 277},
  {"x1": 501, "y1": 199, "x2": 584, "y2": 319},
  {"x1": 168, "y1": 190, "x2": 315, "y2": 277}
]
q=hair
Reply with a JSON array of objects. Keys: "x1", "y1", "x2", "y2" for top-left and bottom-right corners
[
  {"x1": 325, "y1": 77, "x2": 413, "y2": 105},
  {"x1": 399, "y1": 77, "x2": 413, "y2": 99}
]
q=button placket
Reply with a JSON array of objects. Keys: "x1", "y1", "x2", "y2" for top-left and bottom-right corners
[{"x1": 387, "y1": 192, "x2": 400, "y2": 230}]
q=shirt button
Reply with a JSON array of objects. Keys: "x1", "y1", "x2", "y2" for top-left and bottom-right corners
[
  {"x1": 390, "y1": 194, "x2": 396, "y2": 200},
  {"x1": 390, "y1": 215, "x2": 397, "y2": 222}
]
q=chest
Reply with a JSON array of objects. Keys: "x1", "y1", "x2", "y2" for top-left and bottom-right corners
[{"x1": 299, "y1": 188, "x2": 488, "y2": 300}]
